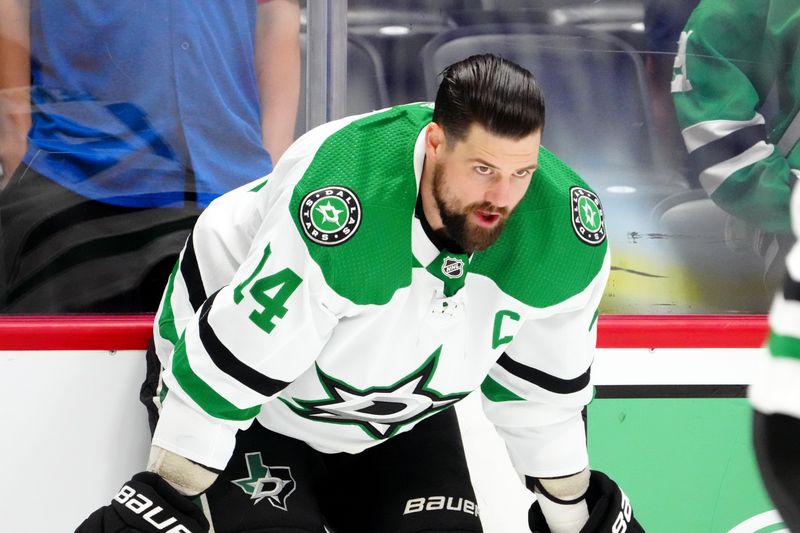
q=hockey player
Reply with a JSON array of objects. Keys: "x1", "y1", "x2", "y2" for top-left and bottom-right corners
[
  {"x1": 672, "y1": 3, "x2": 800, "y2": 526},
  {"x1": 77, "y1": 55, "x2": 643, "y2": 533},
  {"x1": 671, "y1": 0, "x2": 799, "y2": 278},
  {"x1": 750, "y1": 178, "x2": 800, "y2": 530}
]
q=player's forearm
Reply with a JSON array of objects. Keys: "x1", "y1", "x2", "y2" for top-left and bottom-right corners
[
  {"x1": 255, "y1": 0, "x2": 300, "y2": 163},
  {"x1": 490, "y1": 413, "x2": 590, "y2": 478},
  {"x1": 151, "y1": 389, "x2": 244, "y2": 471},
  {"x1": 0, "y1": 0, "x2": 31, "y2": 181}
]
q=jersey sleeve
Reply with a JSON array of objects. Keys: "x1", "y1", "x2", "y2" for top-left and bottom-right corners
[
  {"x1": 480, "y1": 249, "x2": 610, "y2": 479},
  {"x1": 671, "y1": 1, "x2": 796, "y2": 233},
  {"x1": 750, "y1": 185, "x2": 800, "y2": 418},
  {"x1": 152, "y1": 178, "x2": 267, "y2": 369},
  {"x1": 152, "y1": 164, "x2": 344, "y2": 470}
]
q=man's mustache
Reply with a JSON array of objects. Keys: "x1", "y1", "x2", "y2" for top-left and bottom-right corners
[{"x1": 466, "y1": 202, "x2": 509, "y2": 218}]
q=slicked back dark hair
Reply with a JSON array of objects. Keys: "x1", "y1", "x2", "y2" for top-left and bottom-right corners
[{"x1": 432, "y1": 54, "x2": 545, "y2": 144}]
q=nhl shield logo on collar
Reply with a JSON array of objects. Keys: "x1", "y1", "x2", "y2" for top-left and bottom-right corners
[
  {"x1": 441, "y1": 256, "x2": 465, "y2": 279},
  {"x1": 298, "y1": 186, "x2": 362, "y2": 246},
  {"x1": 570, "y1": 186, "x2": 606, "y2": 246}
]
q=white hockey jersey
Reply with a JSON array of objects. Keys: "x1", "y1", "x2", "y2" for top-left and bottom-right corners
[{"x1": 151, "y1": 104, "x2": 610, "y2": 482}]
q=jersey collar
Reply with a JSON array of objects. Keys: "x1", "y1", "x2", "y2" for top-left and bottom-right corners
[{"x1": 411, "y1": 127, "x2": 471, "y2": 297}]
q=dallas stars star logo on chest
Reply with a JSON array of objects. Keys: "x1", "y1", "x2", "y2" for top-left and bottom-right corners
[{"x1": 280, "y1": 346, "x2": 468, "y2": 440}]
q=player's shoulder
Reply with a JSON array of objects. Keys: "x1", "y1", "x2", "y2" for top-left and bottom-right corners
[
  {"x1": 472, "y1": 147, "x2": 609, "y2": 308},
  {"x1": 685, "y1": 0, "x2": 764, "y2": 31},
  {"x1": 286, "y1": 104, "x2": 433, "y2": 305},
  {"x1": 287, "y1": 103, "x2": 432, "y2": 206}
]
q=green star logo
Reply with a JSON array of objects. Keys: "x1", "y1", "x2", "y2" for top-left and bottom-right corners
[
  {"x1": 578, "y1": 196, "x2": 601, "y2": 232},
  {"x1": 312, "y1": 197, "x2": 347, "y2": 231},
  {"x1": 281, "y1": 346, "x2": 469, "y2": 440}
]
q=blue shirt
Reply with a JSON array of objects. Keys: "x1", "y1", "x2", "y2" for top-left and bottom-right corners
[{"x1": 25, "y1": 0, "x2": 273, "y2": 207}]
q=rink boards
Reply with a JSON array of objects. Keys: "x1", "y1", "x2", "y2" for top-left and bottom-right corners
[{"x1": 0, "y1": 316, "x2": 782, "y2": 533}]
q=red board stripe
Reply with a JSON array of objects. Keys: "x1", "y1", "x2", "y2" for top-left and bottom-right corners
[
  {"x1": 596, "y1": 315, "x2": 769, "y2": 349},
  {"x1": 0, "y1": 315, "x2": 154, "y2": 350},
  {"x1": 0, "y1": 314, "x2": 770, "y2": 351}
]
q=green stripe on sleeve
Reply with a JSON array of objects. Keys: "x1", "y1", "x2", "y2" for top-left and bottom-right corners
[
  {"x1": 481, "y1": 375, "x2": 525, "y2": 402},
  {"x1": 171, "y1": 338, "x2": 261, "y2": 421},
  {"x1": 769, "y1": 332, "x2": 800, "y2": 361},
  {"x1": 589, "y1": 308, "x2": 600, "y2": 331},
  {"x1": 249, "y1": 177, "x2": 270, "y2": 192},
  {"x1": 157, "y1": 261, "x2": 181, "y2": 346}
]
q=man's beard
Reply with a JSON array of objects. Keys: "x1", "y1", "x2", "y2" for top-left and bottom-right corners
[{"x1": 432, "y1": 162, "x2": 511, "y2": 253}]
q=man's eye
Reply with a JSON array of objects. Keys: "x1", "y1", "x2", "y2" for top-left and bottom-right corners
[
  {"x1": 475, "y1": 166, "x2": 492, "y2": 175},
  {"x1": 513, "y1": 169, "x2": 531, "y2": 178}
]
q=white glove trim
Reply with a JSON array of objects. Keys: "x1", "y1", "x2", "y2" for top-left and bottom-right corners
[
  {"x1": 147, "y1": 445, "x2": 219, "y2": 496},
  {"x1": 536, "y1": 468, "x2": 591, "y2": 533}
]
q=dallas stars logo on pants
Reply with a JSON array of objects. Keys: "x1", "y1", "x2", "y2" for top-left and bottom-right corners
[
  {"x1": 281, "y1": 346, "x2": 468, "y2": 440},
  {"x1": 232, "y1": 452, "x2": 296, "y2": 511}
]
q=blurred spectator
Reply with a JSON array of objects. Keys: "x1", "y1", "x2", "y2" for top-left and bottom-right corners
[
  {"x1": 642, "y1": 0, "x2": 699, "y2": 173},
  {"x1": 0, "y1": 0, "x2": 29, "y2": 184},
  {"x1": 671, "y1": 0, "x2": 798, "y2": 283},
  {"x1": 257, "y1": 0, "x2": 302, "y2": 162},
  {"x1": 0, "y1": 0, "x2": 300, "y2": 313},
  {"x1": 643, "y1": 0, "x2": 699, "y2": 56}
]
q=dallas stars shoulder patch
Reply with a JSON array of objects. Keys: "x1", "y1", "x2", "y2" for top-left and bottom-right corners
[
  {"x1": 298, "y1": 185, "x2": 362, "y2": 246},
  {"x1": 570, "y1": 186, "x2": 606, "y2": 246}
]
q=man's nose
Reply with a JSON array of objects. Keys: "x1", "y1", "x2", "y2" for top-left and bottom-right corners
[{"x1": 485, "y1": 176, "x2": 511, "y2": 208}]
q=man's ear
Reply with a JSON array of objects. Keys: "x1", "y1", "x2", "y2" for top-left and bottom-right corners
[{"x1": 425, "y1": 122, "x2": 446, "y2": 158}]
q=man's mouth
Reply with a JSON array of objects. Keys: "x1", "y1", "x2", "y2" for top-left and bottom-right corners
[{"x1": 473, "y1": 210, "x2": 501, "y2": 227}]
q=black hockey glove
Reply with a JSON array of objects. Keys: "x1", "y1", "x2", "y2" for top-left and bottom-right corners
[
  {"x1": 75, "y1": 472, "x2": 209, "y2": 533},
  {"x1": 529, "y1": 471, "x2": 644, "y2": 533},
  {"x1": 753, "y1": 411, "x2": 800, "y2": 531}
]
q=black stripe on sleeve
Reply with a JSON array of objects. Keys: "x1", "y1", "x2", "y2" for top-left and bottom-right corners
[
  {"x1": 783, "y1": 274, "x2": 800, "y2": 303},
  {"x1": 181, "y1": 233, "x2": 207, "y2": 311},
  {"x1": 198, "y1": 291, "x2": 290, "y2": 397},
  {"x1": 594, "y1": 384, "x2": 746, "y2": 398},
  {"x1": 689, "y1": 124, "x2": 768, "y2": 177},
  {"x1": 496, "y1": 353, "x2": 590, "y2": 394}
]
